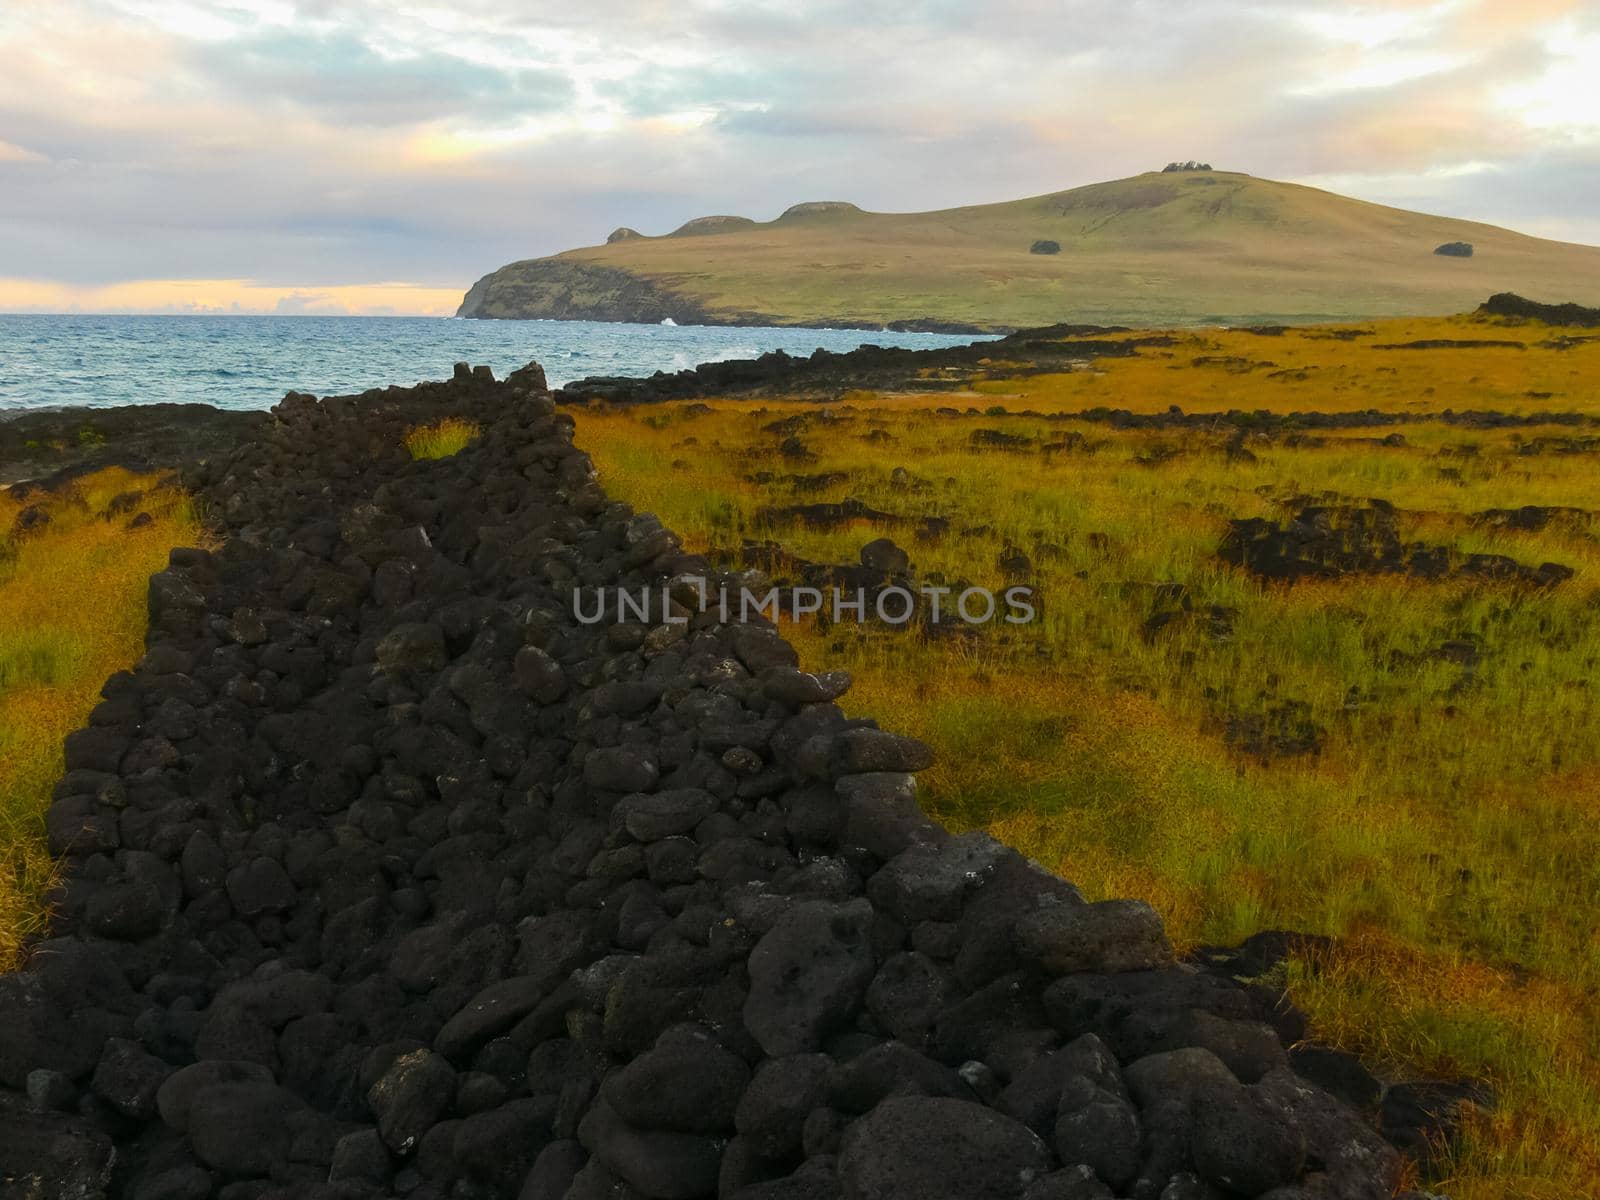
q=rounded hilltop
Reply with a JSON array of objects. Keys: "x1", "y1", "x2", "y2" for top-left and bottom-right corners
[
  {"x1": 668, "y1": 214, "x2": 758, "y2": 237},
  {"x1": 618, "y1": 202, "x2": 865, "y2": 243},
  {"x1": 777, "y1": 200, "x2": 864, "y2": 221}
]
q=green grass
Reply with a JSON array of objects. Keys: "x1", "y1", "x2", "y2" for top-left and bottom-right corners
[
  {"x1": 404, "y1": 417, "x2": 480, "y2": 460},
  {"x1": 462, "y1": 172, "x2": 1600, "y2": 328},
  {"x1": 0, "y1": 469, "x2": 204, "y2": 969},
  {"x1": 572, "y1": 313, "x2": 1600, "y2": 1198}
]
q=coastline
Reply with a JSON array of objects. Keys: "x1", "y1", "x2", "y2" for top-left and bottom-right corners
[{"x1": 0, "y1": 315, "x2": 992, "y2": 414}]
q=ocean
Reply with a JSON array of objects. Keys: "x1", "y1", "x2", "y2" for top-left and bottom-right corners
[{"x1": 0, "y1": 314, "x2": 991, "y2": 411}]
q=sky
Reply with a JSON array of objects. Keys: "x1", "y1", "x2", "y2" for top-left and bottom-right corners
[{"x1": 0, "y1": 0, "x2": 1596, "y2": 316}]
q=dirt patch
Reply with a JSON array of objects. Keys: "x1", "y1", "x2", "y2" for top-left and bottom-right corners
[
  {"x1": 746, "y1": 471, "x2": 851, "y2": 493},
  {"x1": 1371, "y1": 339, "x2": 1525, "y2": 351},
  {"x1": 968, "y1": 428, "x2": 1033, "y2": 449},
  {"x1": 1471, "y1": 505, "x2": 1591, "y2": 532},
  {"x1": 1220, "y1": 700, "x2": 1326, "y2": 760},
  {"x1": 1516, "y1": 437, "x2": 1600, "y2": 456},
  {"x1": 1219, "y1": 501, "x2": 1575, "y2": 586},
  {"x1": 755, "y1": 497, "x2": 904, "y2": 530},
  {"x1": 1192, "y1": 355, "x2": 1277, "y2": 372},
  {"x1": 1303, "y1": 328, "x2": 1375, "y2": 341}
]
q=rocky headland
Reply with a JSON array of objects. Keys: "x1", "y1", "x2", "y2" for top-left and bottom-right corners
[{"x1": 0, "y1": 363, "x2": 1424, "y2": 1200}]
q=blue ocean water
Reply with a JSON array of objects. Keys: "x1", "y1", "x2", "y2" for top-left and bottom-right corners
[{"x1": 0, "y1": 314, "x2": 990, "y2": 411}]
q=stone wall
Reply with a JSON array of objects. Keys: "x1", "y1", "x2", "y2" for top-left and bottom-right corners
[{"x1": 0, "y1": 366, "x2": 1401, "y2": 1200}]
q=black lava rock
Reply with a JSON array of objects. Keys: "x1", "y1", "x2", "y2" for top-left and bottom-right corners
[
  {"x1": 369, "y1": 1048, "x2": 457, "y2": 1154},
  {"x1": 838, "y1": 1095, "x2": 1052, "y2": 1200}
]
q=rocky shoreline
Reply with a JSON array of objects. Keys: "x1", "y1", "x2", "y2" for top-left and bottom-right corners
[
  {"x1": 554, "y1": 328, "x2": 1157, "y2": 406},
  {"x1": 2, "y1": 365, "x2": 1422, "y2": 1199}
]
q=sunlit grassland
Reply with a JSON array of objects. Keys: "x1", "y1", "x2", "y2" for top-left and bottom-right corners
[
  {"x1": 953, "y1": 314, "x2": 1600, "y2": 420},
  {"x1": 404, "y1": 416, "x2": 481, "y2": 460},
  {"x1": 573, "y1": 314, "x2": 1600, "y2": 1197},
  {"x1": 0, "y1": 469, "x2": 204, "y2": 970}
]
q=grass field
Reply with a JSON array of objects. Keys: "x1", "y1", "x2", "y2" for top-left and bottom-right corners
[
  {"x1": 573, "y1": 312, "x2": 1600, "y2": 1198},
  {"x1": 463, "y1": 172, "x2": 1600, "y2": 329},
  {"x1": 0, "y1": 469, "x2": 202, "y2": 970}
]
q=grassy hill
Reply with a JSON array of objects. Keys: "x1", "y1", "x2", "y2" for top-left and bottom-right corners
[{"x1": 457, "y1": 171, "x2": 1600, "y2": 330}]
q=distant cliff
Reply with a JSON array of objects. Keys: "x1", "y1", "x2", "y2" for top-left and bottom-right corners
[
  {"x1": 456, "y1": 260, "x2": 715, "y2": 324},
  {"x1": 455, "y1": 258, "x2": 990, "y2": 332}
]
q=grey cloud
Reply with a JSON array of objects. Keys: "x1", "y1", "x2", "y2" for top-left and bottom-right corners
[
  {"x1": 610, "y1": 66, "x2": 775, "y2": 118},
  {"x1": 711, "y1": 107, "x2": 914, "y2": 140},
  {"x1": 194, "y1": 30, "x2": 575, "y2": 127},
  {"x1": 1348, "y1": 149, "x2": 1600, "y2": 245}
]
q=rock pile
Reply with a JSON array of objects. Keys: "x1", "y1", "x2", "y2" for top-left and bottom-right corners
[{"x1": 0, "y1": 366, "x2": 1403, "y2": 1199}]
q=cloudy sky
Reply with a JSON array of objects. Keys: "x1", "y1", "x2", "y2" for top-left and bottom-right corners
[{"x1": 1, "y1": 0, "x2": 1596, "y2": 316}]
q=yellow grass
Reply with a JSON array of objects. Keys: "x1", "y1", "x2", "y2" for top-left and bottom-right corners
[
  {"x1": 0, "y1": 469, "x2": 204, "y2": 970},
  {"x1": 572, "y1": 312, "x2": 1600, "y2": 1197},
  {"x1": 962, "y1": 313, "x2": 1600, "y2": 419},
  {"x1": 404, "y1": 417, "x2": 480, "y2": 460}
]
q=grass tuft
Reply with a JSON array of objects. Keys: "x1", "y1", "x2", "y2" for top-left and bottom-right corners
[{"x1": 404, "y1": 417, "x2": 481, "y2": 460}]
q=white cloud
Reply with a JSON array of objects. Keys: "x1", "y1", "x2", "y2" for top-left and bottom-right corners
[{"x1": 1495, "y1": 23, "x2": 1600, "y2": 132}]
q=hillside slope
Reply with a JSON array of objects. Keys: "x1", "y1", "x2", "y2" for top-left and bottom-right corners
[{"x1": 458, "y1": 171, "x2": 1600, "y2": 330}]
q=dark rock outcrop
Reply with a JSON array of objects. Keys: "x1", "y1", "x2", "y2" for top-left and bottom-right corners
[
  {"x1": 1030, "y1": 241, "x2": 1062, "y2": 256},
  {"x1": 1477, "y1": 292, "x2": 1600, "y2": 327},
  {"x1": 1433, "y1": 241, "x2": 1473, "y2": 258},
  {"x1": 0, "y1": 365, "x2": 1408, "y2": 1199},
  {"x1": 0, "y1": 403, "x2": 265, "y2": 487}
]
